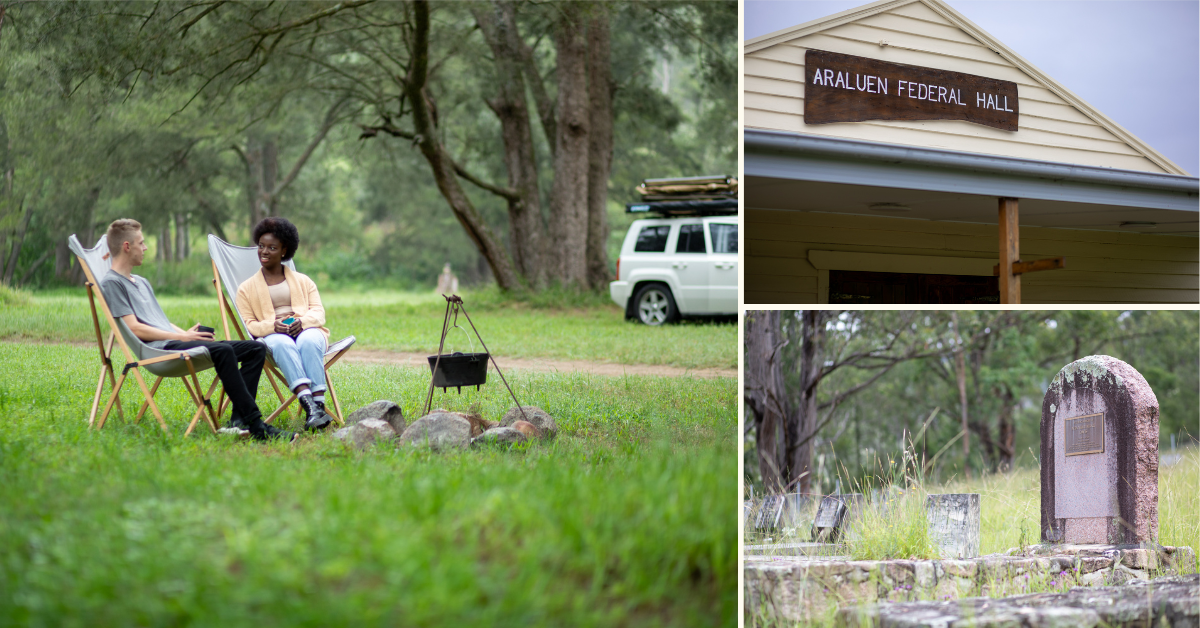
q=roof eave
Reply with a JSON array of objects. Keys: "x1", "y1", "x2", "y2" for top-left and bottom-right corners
[{"x1": 745, "y1": 128, "x2": 1200, "y2": 213}]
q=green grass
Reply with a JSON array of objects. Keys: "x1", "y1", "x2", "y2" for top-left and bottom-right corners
[
  {"x1": 0, "y1": 288, "x2": 735, "y2": 370},
  {"x1": 0, "y1": 338, "x2": 736, "y2": 625},
  {"x1": 747, "y1": 445, "x2": 1198, "y2": 563}
]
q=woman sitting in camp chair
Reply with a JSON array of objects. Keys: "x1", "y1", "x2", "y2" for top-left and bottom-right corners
[{"x1": 236, "y1": 217, "x2": 333, "y2": 432}]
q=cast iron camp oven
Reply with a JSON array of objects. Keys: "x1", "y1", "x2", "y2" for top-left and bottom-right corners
[
  {"x1": 427, "y1": 351, "x2": 488, "y2": 391},
  {"x1": 421, "y1": 294, "x2": 529, "y2": 423}
]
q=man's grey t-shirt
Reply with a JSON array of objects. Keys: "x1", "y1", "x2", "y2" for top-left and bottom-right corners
[{"x1": 99, "y1": 270, "x2": 174, "y2": 349}]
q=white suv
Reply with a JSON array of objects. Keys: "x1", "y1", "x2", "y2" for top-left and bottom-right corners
[{"x1": 610, "y1": 216, "x2": 738, "y2": 325}]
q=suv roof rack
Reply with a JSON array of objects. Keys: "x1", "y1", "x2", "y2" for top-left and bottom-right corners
[
  {"x1": 627, "y1": 175, "x2": 738, "y2": 215},
  {"x1": 625, "y1": 198, "x2": 738, "y2": 216}
]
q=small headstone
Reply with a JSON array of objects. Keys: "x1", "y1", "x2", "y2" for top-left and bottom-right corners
[
  {"x1": 809, "y1": 494, "x2": 863, "y2": 542},
  {"x1": 501, "y1": 406, "x2": 557, "y2": 439},
  {"x1": 811, "y1": 495, "x2": 847, "y2": 542},
  {"x1": 331, "y1": 418, "x2": 397, "y2": 450},
  {"x1": 755, "y1": 495, "x2": 785, "y2": 531},
  {"x1": 346, "y1": 400, "x2": 406, "y2": 435},
  {"x1": 398, "y1": 411, "x2": 471, "y2": 451},
  {"x1": 925, "y1": 493, "x2": 980, "y2": 558},
  {"x1": 1041, "y1": 355, "x2": 1159, "y2": 544}
]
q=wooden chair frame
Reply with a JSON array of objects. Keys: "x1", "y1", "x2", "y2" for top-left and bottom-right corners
[
  {"x1": 210, "y1": 259, "x2": 351, "y2": 426},
  {"x1": 72, "y1": 238, "x2": 225, "y2": 436}
]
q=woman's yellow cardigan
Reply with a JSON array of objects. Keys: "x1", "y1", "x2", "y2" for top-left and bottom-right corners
[{"x1": 235, "y1": 266, "x2": 331, "y2": 340}]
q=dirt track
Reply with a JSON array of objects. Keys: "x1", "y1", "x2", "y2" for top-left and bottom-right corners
[
  {"x1": 6, "y1": 340, "x2": 735, "y2": 380},
  {"x1": 344, "y1": 349, "x2": 736, "y2": 379}
]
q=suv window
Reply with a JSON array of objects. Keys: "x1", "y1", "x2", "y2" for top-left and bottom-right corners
[
  {"x1": 675, "y1": 224, "x2": 706, "y2": 253},
  {"x1": 634, "y1": 225, "x2": 671, "y2": 252},
  {"x1": 709, "y1": 223, "x2": 737, "y2": 254}
]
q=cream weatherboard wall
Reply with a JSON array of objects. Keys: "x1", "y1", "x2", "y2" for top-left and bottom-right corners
[
  {"x1": 744, "y1": 0, "x2": 1182, "y2": 174},
  {"x1": 746, "y1": 209, "x2": 1198, "y2": 304}
]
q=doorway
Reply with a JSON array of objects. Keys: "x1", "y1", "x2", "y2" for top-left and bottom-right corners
[{"x1": 828, "y1": 270, "x2": 1000, "y2": 304}]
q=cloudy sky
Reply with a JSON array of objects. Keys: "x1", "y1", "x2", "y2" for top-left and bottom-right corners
[{"x1": 744, "y1": 1, "x2": 1199, "y2": 176}]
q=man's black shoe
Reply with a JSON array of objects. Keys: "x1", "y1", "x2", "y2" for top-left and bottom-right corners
[
  {"x1": 260, "y1": 422, "x2": 300, "y2": 443},
  {"x1": 298, "y1": 395, "x2": 332, "y2": 432},
  {"x1": 217, "y1": 416, "x2": 252, "y2": 439}
]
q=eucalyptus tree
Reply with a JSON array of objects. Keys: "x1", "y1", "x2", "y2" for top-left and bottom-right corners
[
  {"x1": 17, "y1": 0, "x2": 735, "y2": 292},
  {"x1": 745, "y1": 311, "x2": 948, "y2": 496}
]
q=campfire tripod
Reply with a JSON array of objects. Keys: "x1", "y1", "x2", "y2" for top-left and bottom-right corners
[{"x1": 421, "y1": 294, "x2": 530, "y2": 424}]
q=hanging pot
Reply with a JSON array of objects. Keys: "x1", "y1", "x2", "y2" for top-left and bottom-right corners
[{"x1": 427, "y1": 351, "x2": 489, "y2": 389}]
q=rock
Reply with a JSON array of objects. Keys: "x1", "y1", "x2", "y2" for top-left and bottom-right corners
[
  {"x1": 398, "y1": 412, "x2": 471, "y2": 451},
  {"x1": 331, "y1": 418, "x2": 397, "y2": 449},
  {"x1": 501, "y1": 406, "x2": 556, "y2": 439},
  {"x1": 472, "y1": 426, "x2": 527, "y2": 447},
  {"x1": 345, "y1": 400, "x2": 406, "y2": 434},
  {"x1": 510, "y1": 420, "x2": 540, "y2": 439},
  {"x1": 430, "y1": 408, "x2": 497, "y2": 437}
]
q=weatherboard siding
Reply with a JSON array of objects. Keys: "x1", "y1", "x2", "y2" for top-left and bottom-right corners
[
  {"x1": 743, "y1": 3, "x2": 1170, "y2": 173},
  {"x1": 745, "y1": 209, "x2": 1199, "y2": 304}
]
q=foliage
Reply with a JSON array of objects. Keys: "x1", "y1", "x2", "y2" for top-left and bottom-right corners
[
  {"x1": 0, "y1": 339, "x2": 736, "y2": 625},
  {"x1": 0, "y1": 282, "x2": 30, "y2": 306},
  {"x1": 745, "y1": 310, "x2": 1200, "y2": 495},
  {"x1": 1, "y1": 1, "x2": 736, "y2": 292}
]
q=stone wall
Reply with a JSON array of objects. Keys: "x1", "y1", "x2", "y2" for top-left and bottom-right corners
[{"x1": 744, "y1": 544, "x2": 1197, "y2": 623}]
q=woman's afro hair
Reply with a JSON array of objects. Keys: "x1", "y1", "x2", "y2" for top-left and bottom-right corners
[{"x1": 252, "y1": 217, "x2": 300, "y2": 261}]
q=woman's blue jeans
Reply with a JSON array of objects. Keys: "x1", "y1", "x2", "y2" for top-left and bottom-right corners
[{"x1": 262, "y1": 329, "x2": 327, "y2": 394}]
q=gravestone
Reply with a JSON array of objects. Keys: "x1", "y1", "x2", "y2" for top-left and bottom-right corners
[
  {"x1": 1041, "y1": 355, "x2": 1159, "y2": 544},
  {"x1": 755, "y1": 495, "x2": 785, "y2": 531},
  {"x1": 925, "y1": 493, "x2": 980, "y2": 558},
  {"x1": 810, "y1": 493, "x2": 863, "y2": 542}
]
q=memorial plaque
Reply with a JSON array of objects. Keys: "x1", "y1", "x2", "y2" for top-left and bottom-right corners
[
  {"x1": 804, "y1": 49, "x2": 1019, "y2": 131},
  {"x1": 1064, "y1": 412, "x2": 1104, "y2": 456}
]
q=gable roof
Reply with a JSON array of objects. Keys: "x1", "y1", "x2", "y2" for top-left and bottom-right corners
[{"x1": 744, "y1": 0, "x2": 1188, "y2": 175}]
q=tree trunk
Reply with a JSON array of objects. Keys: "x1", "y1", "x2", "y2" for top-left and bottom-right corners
[
  {"x1": 174, "y1": 212, "x2": 188, "y2": 260},
  {"x1": 790, "y1": 310, "x2": 822, "y2": 495},
  {"x1": 246, "y1": 135, "x2": 277, "y2": 227},
  {"x1": 584, "y1": 9, "x2": 613, "y2": 290},
  {"x1": 547, "y1": 3, "x2": 590, "y2": 287},
  {"x1": 407, "y1": 1, "x2": 521, "y2": 291},
  {"x1": 2, "y1": 195, "x2": 31, "y2": 285},
  {"x1": 951, "y1": 312, "x2": 971, "y2": 480},
  {"x1": 744, "y1": 310, "x2": 787, "y2": 494},
  {"x1": 474, "y1": 1, "x2": 546, "y2": 286},
  {"x1": 158, "y1": 222, "x2": 172, "y2": 262},
  {"x1": 997, "y1": 388, "x2": 1015, "y2": 472}
]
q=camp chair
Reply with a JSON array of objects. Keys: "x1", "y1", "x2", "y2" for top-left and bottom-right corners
[
  {"x1": 207, "y1": 234, "x2": 355, "y2": 425},
  {"x1": 68, "y1": 235, "x2": 224, "y2": 436}
]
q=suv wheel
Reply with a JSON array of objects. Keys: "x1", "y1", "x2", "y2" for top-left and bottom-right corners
[{"x1": 633, "y1": 283, "x2": 677, "y2": 326}]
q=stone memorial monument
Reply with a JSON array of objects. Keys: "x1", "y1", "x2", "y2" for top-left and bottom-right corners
[{"x1": 1041, "y1": 355, "x2": 1159, "y2": 544}]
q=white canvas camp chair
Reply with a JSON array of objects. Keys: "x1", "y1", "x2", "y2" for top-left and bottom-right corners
[
  {"x1": 68, "y1": 234, "x2": 224, "y2": 436},
  {"x1": 208, "y1": 234, "x2": 355, "y2": 425}
]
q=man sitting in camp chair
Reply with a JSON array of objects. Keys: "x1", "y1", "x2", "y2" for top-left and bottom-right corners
[{"x1": 99, "y1": 218, "x2": 296, "y2": 443}]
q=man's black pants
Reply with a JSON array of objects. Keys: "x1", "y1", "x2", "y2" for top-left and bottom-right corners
[{"x1": 163, "y1": 339, "x2": 266, "y2": 424}]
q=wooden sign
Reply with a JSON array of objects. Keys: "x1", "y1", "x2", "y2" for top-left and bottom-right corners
[
  {"x1": 804, "y1": 49, "x2": 1019, "y2": 131},
  {"x1": 1064, "y1": 412, "x2": 1104, "y2": 456}
]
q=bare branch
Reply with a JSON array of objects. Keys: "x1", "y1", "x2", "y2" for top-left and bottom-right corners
[
  {"x1": 178, "y1": 1, "x2": 227, "y2": 38},
  {"x1": 272, "y1": 96, "x2": 349, "y2": 196}
]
